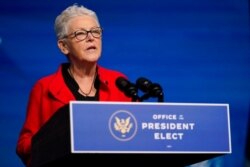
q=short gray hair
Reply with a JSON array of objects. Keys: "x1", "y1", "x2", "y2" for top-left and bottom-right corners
[{"x1": 54, "y1": 4, "x2": 100, "y2": 40}]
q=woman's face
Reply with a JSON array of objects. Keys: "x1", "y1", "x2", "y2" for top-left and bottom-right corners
[{"x1": 60, "y1": 15, "x2": 102, "y2": 64}]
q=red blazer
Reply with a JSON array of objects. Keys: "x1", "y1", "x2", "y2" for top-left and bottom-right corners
[{"x1": 16, "y1": 64, "x2": 131, "y2": 166}]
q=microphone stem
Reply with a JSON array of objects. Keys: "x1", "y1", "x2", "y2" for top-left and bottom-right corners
[
  {"x1": 158, "y1": 93, "x2": 164, "y2": 102},
  {"x1": 132, "y1": 95, "x2": 140, "y2": 102},
  {"x1": 140, "y1": 93, "x2": 150, "y2": 102}
]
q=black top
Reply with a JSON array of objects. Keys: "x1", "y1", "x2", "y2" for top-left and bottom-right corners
[{"x1": 61, "y1": 63, "x2": 99, "y2": 101}]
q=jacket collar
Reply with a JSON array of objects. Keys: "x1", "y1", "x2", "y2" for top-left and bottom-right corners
[
  {"x1": 97, "y1": 65, "x2": 109, "y2": 89},
  {"x1": 48, "y1": 65, "x2": 75, "y2": 104},
  {"x1": 48, "y1": 64, "x2": 111, "y2": 103}
]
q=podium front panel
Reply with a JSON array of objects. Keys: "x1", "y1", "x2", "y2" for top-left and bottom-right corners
[{"x1": 70, "y1": 102, "x2": 231, "y2": 154}]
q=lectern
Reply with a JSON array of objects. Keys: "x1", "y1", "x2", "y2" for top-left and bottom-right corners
[{"x1": 31, "y1": 102, "x2": 231, "y2": 167}]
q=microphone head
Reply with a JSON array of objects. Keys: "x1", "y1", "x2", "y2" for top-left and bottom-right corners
[
  {"x1": 116, "y1": 77, "x2": 138, "y2": 98},
  {"x1": 149, "y1": 83, "x2": 163, "y2": 97},
  {"x1": 116, "y1": 77, "x2": 130, "y2": 92},
  {"x1": 136, "y1": 77, "x2": 152, "y2": 93}
]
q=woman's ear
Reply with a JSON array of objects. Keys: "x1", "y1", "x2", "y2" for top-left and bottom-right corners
[{"x1": 57, "y1": 39, "x2": 69, "y2": 55}]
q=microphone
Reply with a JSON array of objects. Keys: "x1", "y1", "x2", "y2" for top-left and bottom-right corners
[
  {"x1": 136, "y1": 77, "x2": 153, "y2": 93},
  {"x1": 116, "y1": 77, "x2": 139, "y2": 102},
  {"x1": 136, "y1": 77, "x2": 164, "y2": 102}
]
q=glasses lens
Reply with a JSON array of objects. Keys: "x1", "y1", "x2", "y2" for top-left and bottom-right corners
[
  {"x1": 75, "y1": 31, "x2": 87, "y2": 40},
  {"x1": 73, "y1": 27, "x2": 102, "y2": 41},
  {"x1": 91, "y1": 27, "x2": 102, "y2": 38}
]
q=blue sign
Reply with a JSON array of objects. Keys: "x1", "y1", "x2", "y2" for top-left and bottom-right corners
[{"x1": 70, "y1": 102, "x2": 231, "y2": 154}]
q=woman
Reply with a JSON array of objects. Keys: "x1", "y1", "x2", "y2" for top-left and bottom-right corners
[{"x1": 16, "y1": 4, "x2": 132, "y2": 166}]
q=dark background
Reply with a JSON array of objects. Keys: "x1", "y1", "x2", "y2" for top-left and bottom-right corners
[{"x1": 0, "y1": 0, "x2": 249, "y2": 166}]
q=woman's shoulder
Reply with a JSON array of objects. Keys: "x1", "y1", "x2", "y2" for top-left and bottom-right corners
[
  {"x1": 33, "y1": 65, "x2": 63, "y2": 88},
  {"x1": 37, "y1": 73, "x2": 57, "y2": 84},
  {"x1": 98, "y1": 65, "x2": 126, "y2": 78}
]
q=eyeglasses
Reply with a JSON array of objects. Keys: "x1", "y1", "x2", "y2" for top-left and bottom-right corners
[{"x1": 64, "y1": 27, "x2": 102, "y2": 41}]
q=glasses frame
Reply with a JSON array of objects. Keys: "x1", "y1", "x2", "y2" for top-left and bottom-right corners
[{"x1": 63, "y1": 27, "x2": 103, "y2": 41}]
